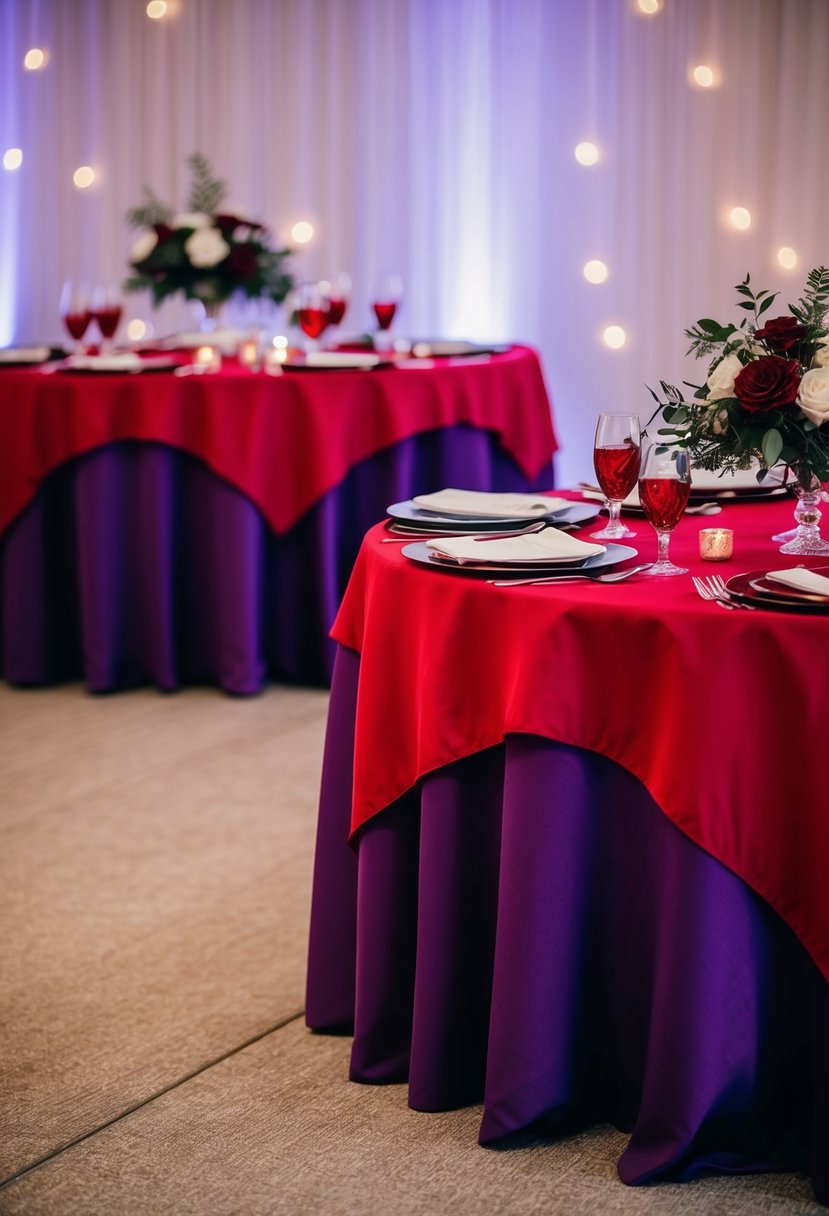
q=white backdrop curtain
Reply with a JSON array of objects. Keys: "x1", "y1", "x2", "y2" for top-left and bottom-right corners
[{"x1": 1, "y1": 0, "x2": 827, "y2": 483}]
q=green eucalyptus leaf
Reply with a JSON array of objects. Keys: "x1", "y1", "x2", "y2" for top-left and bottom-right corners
[
  {"x1": 761, "y1": 429, "x2": 784, "y2": 466},
  {"x1": 758, "y1": 296, "x2": 776, "y2": 315}
]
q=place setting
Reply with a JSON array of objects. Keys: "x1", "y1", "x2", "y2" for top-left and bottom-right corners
[{"x1": 384, "y1": 488, "x2": 600, "y2": 541}]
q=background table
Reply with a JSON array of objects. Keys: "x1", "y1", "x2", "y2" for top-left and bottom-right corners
[
  {"x1": 0, "y1": 347, "x2": 556, "y2": 692},
  {"x1": 306, "y1": 497, "x2": 829, "y2": 1205}
]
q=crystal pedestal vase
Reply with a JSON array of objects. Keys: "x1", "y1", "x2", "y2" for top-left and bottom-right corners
[{"x1": 778, "y1": 476, "x2": 829, "y2": 555}]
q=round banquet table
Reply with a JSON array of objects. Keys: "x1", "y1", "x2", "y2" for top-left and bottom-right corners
[
  {"x1": 306, "y1": 495, "x2": 829, "y2": 1206},
  {"x1": 0, "y1": 347, "x2": 556, "y2": 692}
]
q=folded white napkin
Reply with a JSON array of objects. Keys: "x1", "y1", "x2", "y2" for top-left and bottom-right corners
[
  {"x1": 426, "y1": 526, "x2": 605, "y2": 566},
  {"x1": 412, "y1": 489, "x2": 570, "y2": 519},
  {"x1": 303, "y1": 351, "x2": 380, "y2": 369},
  {"x1": 159, "y1": 328, "x2": 242, "y2": 356},
  {"x1": 765, "y1": 567, "x2": 829, "y2": 596},
  {"x1": 66, "y1": 352, "x2": 142, "y2": 372},
  {"x1": 0, "y1": 345, "x2": 51, "y2": 363},
  {"x1": 691, "y1": 465, "x2": 786, "y2": 490}
]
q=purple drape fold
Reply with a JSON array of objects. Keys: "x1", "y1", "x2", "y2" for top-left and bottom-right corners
[
  {"x1": 0, "y1": 429, "x2": 553, "y2": 692},
  {"x1": 306, "y1": 646, "x2": 828, "y2": 1204}
]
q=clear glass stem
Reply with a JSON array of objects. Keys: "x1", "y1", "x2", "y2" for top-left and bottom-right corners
[
  {"x1": 779, "y1": 479, "x2": 829, "y2": 556},
  {"x1": 656, "y1": 529, "x2": 671, "y2": 564}
]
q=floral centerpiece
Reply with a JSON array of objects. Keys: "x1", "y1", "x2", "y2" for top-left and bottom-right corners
[
  {"x1": 648, "y1": 266, "x2": 829, "y2": 553},
  {"x1": 124, "y1": 154, "x2": 293, "y2": 313}
]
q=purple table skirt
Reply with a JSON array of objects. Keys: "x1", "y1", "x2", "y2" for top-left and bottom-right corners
[
  {"x1": 306, "y1": 646, "x2": 829, "y2": 1205},
  {"x1": 0, "y1": 428, "x2": 553, "y2": 693}
]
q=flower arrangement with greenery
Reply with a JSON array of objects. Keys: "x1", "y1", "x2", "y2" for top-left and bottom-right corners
[
  {"x1": 124, "y1": 154, "x2": 293, "y2": 309},
  {"x1": 648, "y1": 267, "x2": 829, "y2": 489}
]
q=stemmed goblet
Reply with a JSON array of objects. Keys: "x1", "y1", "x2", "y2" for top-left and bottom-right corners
[
  {"x1": 59, "y1": 280, "x2": 92, "y2": 354},
  {"x1": 371, "y1": 272, "x2": 402, "y2": 349},
  {"x1": 638, "y1": 444, "x2": 692, "y2": 575},
  {"x1": 326, "y1": 272, "x2": 351, "y2": 332},
  {"x1": 90, "y1": 283, "x2": 123, "y2": 353},
  {"x1": 590, "y1": 412, "x2": 641, "y2": 540},
  {"x1": 296, "y1": 281, "x2": 331, "y2": 352}
]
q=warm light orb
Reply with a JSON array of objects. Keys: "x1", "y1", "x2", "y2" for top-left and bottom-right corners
[
  {"x1": 777, "y1": 246, "x2": 798, "y2": 270},
  {"x1": 729, "y1": 206, "x2": 751, "y2": 231},
  {"x1": 692, "y1": 64, "x2": 715, "y2": 88},
  {"x1": 583, "y1": 259, "x2": 608, "y2": 284},
  {"x1": 146, "y1": 1, "x2": 168, "y2": 18},
  {"x1": 126, "y1": 319, "x2": 148, "y2": 341},
  {"x1": 272, "y1": 334, "x2": 289, "y2": 349},
  {"x1": 574, "y1": 142, "x2": 599, "y2": 166},
  {"x1": 603, "y1": 325, "x2": 627, "y2": 350},
  {"x1": 24, "y1": 48, "x2": 47, "y2": 70},
  {"x1": 637, "y1": 0, "x2": 660, "y2": 13},
  {"x1": 3, "y1": 148, "x2": 23, "y2": 171},
  {"x1": 291, "y1": 220, "x2": 314, "y2": 244},
  {"x1": 73, "y1": 165, "x2": 95, "y2": 189}
]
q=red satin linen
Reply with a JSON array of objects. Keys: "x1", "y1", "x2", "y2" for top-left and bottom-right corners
[
  {"x1": 332, "y1": 495, "x2": 829, "y2": 983},
  {"x1": 0, "y1": 347, "x2": 556, "y2": 537}
]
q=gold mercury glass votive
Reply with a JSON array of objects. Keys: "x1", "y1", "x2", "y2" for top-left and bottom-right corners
[{"x1": 699, "y1": 528, "x2": 734, "y2": 561}]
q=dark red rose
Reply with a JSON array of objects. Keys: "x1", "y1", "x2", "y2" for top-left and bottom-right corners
[
  {"x1": 733, "y1": 355, "x2": 800, "y2": 413},
  {"x1": 214, "y1": 213, "x2": 244, "y2": 235},
  {"x1": 153, "y1": 222, "x2": 173, "y2": 244},
  {"x1": 227, "y1": 244, "x2": 259, "y2": 279},
  {"x1": 754, "y1": 315, "x2": 806, "y2": 355}
]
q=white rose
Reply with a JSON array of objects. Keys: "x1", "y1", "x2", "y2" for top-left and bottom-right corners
[
  {"x1": 172, "y1": 211, "x2": 211, "y2": 230},
  {"x1": 129, "y1": 230, "x2": 158, "y2": 264},
  {"x1": 797, "y1": 366, "x2": 829, "y2": 425},
  {"x1": 812, "y1": 336, "x2": 829, "y2": 369},
  {"x1": 706, "y1": 352, "x2": 743, "y2": 401},
  {"x1": 184, "y1": 226, "x2": 230, "y2": 269}
]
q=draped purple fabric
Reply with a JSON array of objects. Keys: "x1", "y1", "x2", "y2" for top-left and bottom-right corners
[
  {"x1": 0, "y1": 428, "x2": 553, "y2": 692},
  {"x1": 306, "y1": 646, "x2": 829, "y2": 1204}
]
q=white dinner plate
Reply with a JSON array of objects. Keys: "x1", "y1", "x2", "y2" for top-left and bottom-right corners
[
  {"x1": 401, "y1": 540, "x2": 637, "y2": 577},
  {"x1": 386, "y1": 500, "x2": 598, "y2": 531}
]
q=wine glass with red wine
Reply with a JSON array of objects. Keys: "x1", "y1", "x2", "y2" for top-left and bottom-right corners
[
  {"x1": 590, "y1": 412, "x2": 641, "y2": 539},
  {"x1": 296, "y1": 282, "x2": 331, "y2": 352},
  {"x1": 370, "y1": 273, "x2": 402, "y2": 348},
  {"x1": 638, "y1": 444, "x2": 692, "y2": 576},
  {"x1": 60, "y1": 280, "x2": 92, "y2": 354},
  {"x1": 326, "y1": 272, "x2": 351, "y2": 334},
  {"x1": 90, "y1": 283, "x2": 123, "y2": 353}
]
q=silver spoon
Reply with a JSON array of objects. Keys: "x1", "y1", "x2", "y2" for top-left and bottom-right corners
[{"x1": 487, "y1": 563, "x2": 653, "y2": 587}]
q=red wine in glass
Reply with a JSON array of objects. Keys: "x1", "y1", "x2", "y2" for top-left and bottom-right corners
[
  {"x1": 64, "y1": 311, "x2": 91, "y2": 341},
  {"x1": 327, "y1": 298, "x2": 348, "y2": 327},
  {"x1": 297, "y1": 307, "x2": 329, "y2": 340},
  {"x1": 639, "y1": 477, "x2": 690, "y2": 530},
  {"x1": 590, "y1": 413, "x2": 640, "y2": 540},
  {"x1": 373, "y1": 301, "x2": 397, "y2": 331},
  {"x1": 93, "y1": 304, "x2": 123, "y2": 340},
  {"x1": 638, "y1": 445, "x2": 692, "y2": 576},
  {"x1": 595, "y1": 444, "x2": 640, "y2": 501}
]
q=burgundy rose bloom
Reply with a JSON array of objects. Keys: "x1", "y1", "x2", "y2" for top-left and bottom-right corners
[
  {"x1": 754, "y1": 315, "x2": 806, "y2": 355},
  {"x1": 733, "y1": 355, "x2": 801, "y2": 413},
  {"x1": 227, "y1": 244, "x2": 259, "y2": 279},
  {"x1": 214, "y1": 213, "x2": 243, "y2": 235},
  {"x1": 153, "y1": 222, "x2": 173, "y2": 244}
]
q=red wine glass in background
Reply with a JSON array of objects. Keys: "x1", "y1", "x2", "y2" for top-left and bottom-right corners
[
  {"x1": 590, "y1": 412, "x2": 641, "y2": 539},
  {"x1": 90, "y1": 284, "x2": 123, "y2": 353},
  {"x1": 371, "y1": 273, "x2": 403, "y2": 348},
  {"x1": 326, "y1": 272, "x2": 351, "y2": 336},
  {"x1": 638, "y1": 444, "x2": 692, "y2": 576},
  {"x1": 296, "y1": 282, "x2": 331, "y2": 352},
  {"x1": 60, "y1": 280, "x2": 92, "y2": 354}
]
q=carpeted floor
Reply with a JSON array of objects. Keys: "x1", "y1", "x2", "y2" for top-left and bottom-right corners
[{"x1": 0, "y1": 682, "x2": 822, "y2": 1214}]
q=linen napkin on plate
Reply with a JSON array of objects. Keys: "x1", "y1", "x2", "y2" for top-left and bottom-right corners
[
  {"x1": 0, "y1": 345, "x2": 51, "y2": 364},
  {"x1": 412, "y1": 489, "x2": 570, "y2": 518},
  {"x1": 765, "y1": 567, "x2": 829, "y2": 596},
  {"x1": 426, "y1": 527, "x2": 605, "y2": 566},
  {"x1": 66, "y1": 352, "x2": 143, "y2": 372},
  {"x1": 580, "y1": 484, "x2": 641, "y2": 508},
  {"x1": 303, "y1": 351, "x2": 380, "y2": 369}
]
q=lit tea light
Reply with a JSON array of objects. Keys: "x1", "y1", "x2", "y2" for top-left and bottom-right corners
[
  {"x1": 194, "y1": 345, "x2": 221, "y2": 372},
  {"x1": 263, "y1": 348, "x2": 285, "y2": 375},
  {"x1": 699, "y1": 528, "x2": 733, "y2": 561},
  {"x1": 238, "y1": 338, "x2": 260, "y2": 370}
]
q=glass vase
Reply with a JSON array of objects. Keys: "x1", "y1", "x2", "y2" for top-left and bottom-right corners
[{"x1": 778, "y1": 476, "x2": 829, "y2": 555}]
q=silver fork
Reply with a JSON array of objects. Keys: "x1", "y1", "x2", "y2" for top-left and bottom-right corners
[
  {"x1": 692, "y1": 575, "x2": 753, "y2": 610},
  {"x1": 708, "y1": 573, "x2": 756, "y2": 609}
]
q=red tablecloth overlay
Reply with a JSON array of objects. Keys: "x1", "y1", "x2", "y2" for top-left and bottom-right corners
[
  {"x1": 0, "y1": 348, "x2": 556, "y2": 691},
  {"x1": 308, "y1": 494, "x2": 829, "y2": 1202},
  {"x1": 0, "y1": 347, "x2": 556, "y2": 537},
  {"x1": 332, "y1": 498, "x2": 829, "y2": 985}
]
